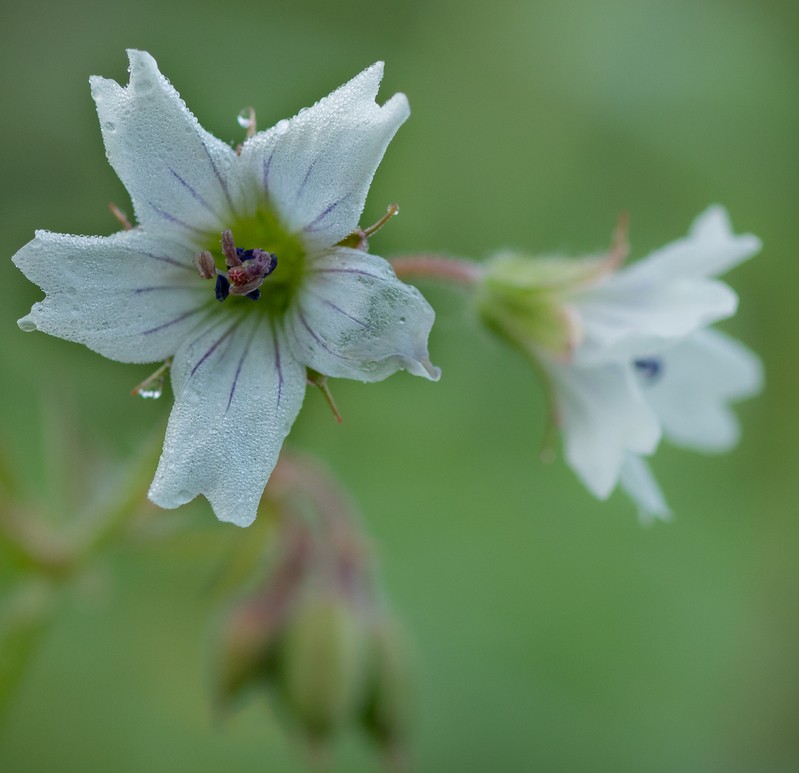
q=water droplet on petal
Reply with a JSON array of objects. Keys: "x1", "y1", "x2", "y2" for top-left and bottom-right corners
[
  {"x1": 237, "y1": 108, "x2": 253, "y2": 129},
  {"x1": 274, "y1": 118, "x2": 290, "y2": 135}
]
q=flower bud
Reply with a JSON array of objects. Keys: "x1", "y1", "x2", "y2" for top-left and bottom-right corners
[
  {"x1": 278, "y1": 587, "x2": 369, "y2": 743},
  {"x1": 360, "y1": 614, "x2": 415, "y2": 763}
]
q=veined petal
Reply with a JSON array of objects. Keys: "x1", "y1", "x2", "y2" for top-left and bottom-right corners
[
  {"x1": 90, "y1": 50, "x2": 242, "y2": 239},
  {"x1": 286, "y1": 248, "x2": 439, "y2": 382},
  {"x1": 148, "y1": 315, "x2": 306, "y2": 526},
  {"x1": 546, "y1": 360, "x2": 661, "y2": 499},
  {"x1": 619, "y1": 454, "x2": 671, "y2": 524},
  {"x1": 238, "y1": 63, "x2": 409, "y2": 250},
  {"x1": 13, "y1": 228, "x2": 209, "y2": 363},
  {"x1": 620, "y1": 205, "x2": 761, "y2": 283},
  {"x1": 574, "y1": 277, "x2": 738, "y2": 365},
  {"x1": 639, "y1": 328, "x2": 763, "y2": 452}
]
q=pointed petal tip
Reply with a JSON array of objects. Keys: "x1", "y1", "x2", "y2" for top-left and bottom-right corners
[{"x1": 420, "y1": 357, "x2": 441, "y2": 382}]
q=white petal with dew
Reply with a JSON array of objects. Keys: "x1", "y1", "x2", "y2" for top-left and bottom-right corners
[
  {"x1": 239, "y1": 63, "x2": 409, "y2": 250},
  {"x1": 287, "y1": 248, "x2": 439, "y2": 382},
  {"x1": 619, "y1": 454, "x2": 671, "y2": 524},
  {"x1": 90, "y1": 50, "x2": 242, "y2": 239},
  {"x1": 546, "y1": 360, "x2": 661, "y2": 499},
  {"x1": 639, "y1": 327, "x2": 763, "y2": 453},
  {"x1": 13, "y1": 229, "x2": 209, "y2": 364},
  {"x1": 148, "y1": 314, "x2": 306, "y2": 526}
]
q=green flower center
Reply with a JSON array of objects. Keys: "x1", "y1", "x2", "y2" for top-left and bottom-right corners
[{"x1": 204, "y1": 204, "x2": 306, "y2": 317}]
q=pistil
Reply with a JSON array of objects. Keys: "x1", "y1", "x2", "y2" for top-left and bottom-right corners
[{"x1": 194, "y1": 229, "x2": 278, "y2": 303}]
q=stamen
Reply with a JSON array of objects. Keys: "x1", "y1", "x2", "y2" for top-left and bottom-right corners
[
  {"x1": 194, "y1": 250, "x2": 217, "y2": 279},
  {"x1": 221, "y1": 230, "x2": 241, "y2": 267},
  {"x1": 228, "y1": 248, "x2": 278, "y2": 296},
  {"x1": 207, "y1": 230, "x2": 279, "y2": 302},
  {"x1": 634, "y1": 357, "x2": 663, "y2": 382},
  {"x1": 216, "y1": 273, "x2": 231, "y2": 301}
]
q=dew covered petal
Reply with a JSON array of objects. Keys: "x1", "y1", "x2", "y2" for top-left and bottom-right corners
[
  {"x1": 639, "y1": 328, "x2": 763, "y2": 453},
  {"x1": 545, "y1": 360, "x2": 661, "y2": 499},
  {"x1": 13, "y1": 228, "x2": 210, "y2": 363},
  {"x1": 286, "y1": 248, "x2": 439, "y2": 382},
  {"x1": 238, "y1": 63, "x2": 409, "y2": 250},
  {"x1": 90, "y1": 50, "x2": 242, "y2": 239},
  {"x1": 148, "y1": 315, "x2": 306, "y2": 527}
]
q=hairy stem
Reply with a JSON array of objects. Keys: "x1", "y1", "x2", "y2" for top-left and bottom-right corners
[{"x1": 390, "y1": 255, "x2": 483, "y2": 285}]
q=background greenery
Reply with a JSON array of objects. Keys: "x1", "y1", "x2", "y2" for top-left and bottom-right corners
[{"x1": 1, "y1": 0, "x2": 797, "y2": 770}]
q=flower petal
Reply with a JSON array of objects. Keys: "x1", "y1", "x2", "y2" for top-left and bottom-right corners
[
  {"x1": 90, "y1": 50, "x2": 241, "y2": 239},
  {"x1": 13, "y1": 228, "x2": 209, "y2": 363},
  {"x1": 286, "y1": 248, "x2": 439, "y2": 382},
  {"x1": 546, "y1": 360, "x2": 661, "y2": 499},
  {"x1": 148, "y1": 314, "x2": 306, "y2": 527},
  {"x1": 238, "y1": 63, "x2": 409, "y2": 250},
  {"x1": 639, "y1": 328, "x2": 763, "y2": 452},
  {"x1": 624, "y1": 205, "x2": 761, "y2": 282},
  {"x1": 619, "y1": 454, "x2": 671, "y2": 524},
  {"x1": 571, "y1": 206, "x2": 760, "y2": 365},
  {"x1": 574, "y1": 277, "x2": 738, "y2": 364}
]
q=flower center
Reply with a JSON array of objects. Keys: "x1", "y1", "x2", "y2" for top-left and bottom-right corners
[{"x1": 194, "y1": 205, "x2": 306, "y2": 317}]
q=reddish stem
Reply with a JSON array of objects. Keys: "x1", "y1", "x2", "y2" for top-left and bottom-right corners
[{"x1": 390, "y1": 255, "x2": 483, "y2": 285}]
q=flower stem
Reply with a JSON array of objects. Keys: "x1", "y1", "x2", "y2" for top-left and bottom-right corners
[{"x1": 390, "y1": 255, "x2": 483, "y2": 285}]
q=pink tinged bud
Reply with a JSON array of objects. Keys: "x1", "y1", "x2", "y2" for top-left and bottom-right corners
[{"x1": 193, "y1": 250, "x2": 216, "y2": 280}]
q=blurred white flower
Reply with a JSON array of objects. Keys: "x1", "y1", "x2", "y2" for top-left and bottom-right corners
[
  {"x1": 479, "y1": 206, "x2": 762, "y2": 520},
  {"x1": 13, "y1": 50, "x2": 439, "y2": 527}
]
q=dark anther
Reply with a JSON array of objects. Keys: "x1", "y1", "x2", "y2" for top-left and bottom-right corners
[
  {"x1": 215, "y1": 273, "x2": 231, "y2": 302},
  {"x1": 246, "y1": 289, "x2": 261, "y2": 301},
  {"x1": 634, "y1": 357, "x2": 663, "y2": 382}
]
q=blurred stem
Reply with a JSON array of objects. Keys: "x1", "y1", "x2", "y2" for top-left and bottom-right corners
[
  {"x1": 390, "y1": 254, "x2": 483, "y2": 285},
  {"x1": 0, "y1": 579, "x2": 57, "y2": 727},
  {"x1": 72, "y1": 427, "x2": 164, "y2": 560},
  {"x1": 0, "y1": 426, "x2": 164, "y2": 728}
]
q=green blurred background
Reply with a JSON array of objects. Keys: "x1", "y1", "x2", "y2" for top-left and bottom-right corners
[{"x1": 1, "y1": 0, "x2": 798, "y2": 770}]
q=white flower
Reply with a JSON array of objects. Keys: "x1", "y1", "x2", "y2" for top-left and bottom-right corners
[
  {"x1": 478, "y1": 206, "x2": 762, "y2": 520},
  {"x1": 13, "y1": 50, "x2": 439, "y2": 527}
]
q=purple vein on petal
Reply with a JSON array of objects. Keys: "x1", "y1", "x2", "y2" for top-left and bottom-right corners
[
  {"x1": 271, "y1": 325, "x2": 284, "y2": 407},
  {"x1": 134, "y1": 285, "x2": 197, "y2": 294},
  {"x1": 262, "y1": 147, "x2": 276, "y2": 193},
  {"x1": 148, "y1": 203, "x2": 208, "y2": 236},
  {"x1": 201, "y1": 140, "x2": 236, "y2": 215},
  {"x1": 305, "y1": 289, "x2": 369, "y2": 328},
  {"x1": 169, "y1": 168, "x2": 223, "y2": 222},
  {"x1": 134, "y1": 249, "x2": 195, "y2": 271},
  {"x1": 297, "y1": 307, "x2": 356, "y2": 362},
  {"x1": 190, "y1": 320, "x2": 241, "y2": 379},
  {"x1": 142, "y1": 307, "x2": 205, "y2": 335},
  {"x1": 293, "y1": 155, "x2": 321, "y2": 206},
  {"x1": 303, "y1": 192, "x2": 352, "y2": 233},
  {"x1": 226, "y1": 319, "x2": 258, "y2": 414},
  {"x1": 308, "y1": 267, "x2": 384, "y2": 281}
]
